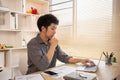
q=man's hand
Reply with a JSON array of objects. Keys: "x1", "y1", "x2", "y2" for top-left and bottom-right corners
[
  {"x1": 49, "y1": 37, "x2": 58, "y2": 48},
  {"x1": 80, "y1": 59, "x2": 95, "y2": 66},
  {"x1": 46, "y1": 37, "x2": 58, "y2": 62},
  {"x1": 68, "y1": 58, "x2": 95, "y2": 66}
]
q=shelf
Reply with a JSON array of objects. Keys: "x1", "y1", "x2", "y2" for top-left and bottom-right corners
[
  {"x1": 11, "y1": 47, "x2": 27, "y2": 50},
  {"x1": 0, "y1": 47, "x2": 27, "y2": 51},
  {"x1": 22, "y1": 30, "x2": 39, "y2": 33},
  {"x1": 27, "y1": 0, "x2": 48, "y2": 5},
  {"x1": 0, "y1": 7, "x2": 9, "y2": 13},
  {"x1": 0, "y1": 49, "x2": 9, "y2": 52},
  {"x1": 11, "y1": 65, "x2": 19, "y2": 68},
  {"x1": 0, "y1": 0, "x2": 49, "y2": 79},
  {"x1": 0, "y1": 29, "x2": 21, "y2": 32},
  {"x1": 0, "y1": 29, "x2": 39, "y2": 33},
  {"x1": 11, "y1": 10, "x2": 42, "y2": 16}
]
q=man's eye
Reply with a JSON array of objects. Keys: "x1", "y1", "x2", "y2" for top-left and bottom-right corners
[{"x1": 51, "y1": 28, "x2": 55, "y2": 30}]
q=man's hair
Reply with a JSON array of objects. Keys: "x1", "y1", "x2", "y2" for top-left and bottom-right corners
[{"x1": 37, "y1": 14, "x2": 59, "y2": 31}]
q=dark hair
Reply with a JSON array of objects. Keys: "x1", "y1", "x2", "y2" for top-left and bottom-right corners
[{"x1": 37, "y1": 14, "x2": 59, "y2": 31}]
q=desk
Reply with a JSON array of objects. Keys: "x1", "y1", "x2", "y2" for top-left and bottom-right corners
[{"x1": 35, "y1": 61, "x2": 120, "y2": 80}]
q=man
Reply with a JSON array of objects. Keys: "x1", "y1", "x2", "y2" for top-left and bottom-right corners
[{"x1": 26, "y1": 14, "x2": 95, "y2": 74}]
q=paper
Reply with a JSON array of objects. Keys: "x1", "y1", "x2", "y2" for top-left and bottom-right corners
[
  {"x1": 76, "y1": 65, "x2": 86, "y2": 70},
  {"x1": 46, "y1": 66, "x2": 76, "y2": 78},
  {"x1": 15, "y1": 74, "x2": 44, "y2": 80}
]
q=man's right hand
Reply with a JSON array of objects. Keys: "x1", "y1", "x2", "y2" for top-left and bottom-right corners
[
  {"x1": 49, "y1": 37, "x2": 58, "y2": 48},
  {"x1": 47, "y1": 37, "x2": 58, "y2": 62}
]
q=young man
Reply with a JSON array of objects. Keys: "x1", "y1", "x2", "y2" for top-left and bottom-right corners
[{"x1": 26, "y1": 14, "x2": 95, "y2": 74}]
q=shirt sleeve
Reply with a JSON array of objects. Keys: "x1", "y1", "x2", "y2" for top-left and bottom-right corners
[
  {"x1": 27, "y1": 43, "x2": 50, "y2": 70},
  {"x1": 56, "y1": 45, "x2": 72, "y2": 63}
]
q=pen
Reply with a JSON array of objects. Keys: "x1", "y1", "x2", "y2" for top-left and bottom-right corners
[
  {"x1": 103, "y1": 52, "x2": 107, "y2": 57},
  {"x1": 110, "y1": 52, "x2": 114, "y2": 58},
  {"x1": 106, "y1": 52, "x2": 108, "y2": 58},
  {"x1": 79, "y1": 73, "x2": 87, "y2": 78}
]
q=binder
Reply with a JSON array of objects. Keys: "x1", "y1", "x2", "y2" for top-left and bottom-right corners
[{"x1": 10, "y1": 13, "x2": 18, "y2": 30}]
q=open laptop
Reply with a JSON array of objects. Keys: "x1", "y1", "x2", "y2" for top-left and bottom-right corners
[{"x1": 76, "y1": 53, "x2": 102, "y2": 72}]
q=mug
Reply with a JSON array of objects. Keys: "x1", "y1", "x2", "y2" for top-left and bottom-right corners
[{"x1": 105, "y1": 56, "x2": 112, "y2": 65}]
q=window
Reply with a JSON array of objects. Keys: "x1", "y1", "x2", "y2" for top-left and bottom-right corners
[
  {"x1": 49, "y1": 0, "x2": 73, "y2": 42},
  {"x1": 75, "y1": 0, "x2": 113, "y2": 51},
  {"x1": 50, "y1": 0, "x2": 119, "y2": 58}
]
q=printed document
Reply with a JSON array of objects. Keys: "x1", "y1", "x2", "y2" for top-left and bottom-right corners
[
  {"x1": 15, "y1": 74, "x2": 44, "y2": 80},
  {"x1": 45, "y1": 66, "x2": 76, "y2": 78}
]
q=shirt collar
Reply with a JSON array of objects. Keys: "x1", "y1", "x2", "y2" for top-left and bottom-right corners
[
  {"x1": 36, "y1": 33, "x2": 45, "y2": 44},
  {"x1": 36, "y1": 33, "x2": 50, "y2": 45}
]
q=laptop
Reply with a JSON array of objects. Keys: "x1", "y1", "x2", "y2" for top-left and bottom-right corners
[{"x1": 76, "y1": 53, "x2": 102, "y2": 72}]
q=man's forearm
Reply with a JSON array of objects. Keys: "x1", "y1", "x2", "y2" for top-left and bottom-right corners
[
  {"x1": 68, "y1": 58, "x2": 82, "y2": 64},
  {"x1": 46, "y1": 45, "x2": 56, "y2": 62}
]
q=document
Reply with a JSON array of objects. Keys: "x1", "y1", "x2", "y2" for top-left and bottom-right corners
[
  {"x1": 15, "y1": 74, "x2": 44, "y2": 80},
  {"x1": 44, "y1": 66, "x2": 76, "y2": 78}
]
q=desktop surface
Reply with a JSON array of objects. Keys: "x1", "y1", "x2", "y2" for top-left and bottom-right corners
[{"x1": 34, "y1": 60, "x2": 120, "y2": 80}]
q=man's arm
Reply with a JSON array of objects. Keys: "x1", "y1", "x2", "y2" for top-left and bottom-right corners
[
  {"x1": 46, "y1": 37, "x2": 58, "y2": 62},
  {"x1": 68, "y1": 58, "x2": 95, "y2": 66},
  {"x1": 27, "y1": 37, "x2": 58, "y2": 70},
  {"x1": 27, "y1": 45, "x2": 50, "y2": 70}
]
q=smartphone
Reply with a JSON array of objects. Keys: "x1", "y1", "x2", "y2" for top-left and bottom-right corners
[{"x1": 44, "y1": 71, "x2": 57, "y2": 75}]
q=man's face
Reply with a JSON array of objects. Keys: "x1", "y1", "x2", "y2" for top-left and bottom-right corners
[{"x1": 45, "y1": 23, "x2": 57, "y2": 39}]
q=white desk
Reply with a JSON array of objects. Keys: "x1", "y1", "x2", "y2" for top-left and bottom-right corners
[{"x1": 35, "y1": 61, "x2": 120, "y2": 80}]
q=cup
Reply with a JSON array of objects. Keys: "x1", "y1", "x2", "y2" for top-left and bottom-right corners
[{"x1": 105, "y1": 56, "x2": 112, "y2": 65}]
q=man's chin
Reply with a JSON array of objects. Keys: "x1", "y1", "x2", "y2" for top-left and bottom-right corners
[
  {"x1": 48, "y1": 37, "x2": 52, "y2": 40},
  {"x1": 48, "y1": 36, "x2": 54, "y2": 39}
]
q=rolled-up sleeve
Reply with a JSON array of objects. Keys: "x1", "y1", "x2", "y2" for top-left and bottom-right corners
[
  {"x1": 56, "y1": 45, "x2": 72, "y2": 63},
  {"x1": 27, "y1": 44, "x2": 50, "y2": 70}
]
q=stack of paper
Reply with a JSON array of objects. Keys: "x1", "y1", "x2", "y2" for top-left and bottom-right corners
[
  {"x1": 15, "y1": 74, "x2": 44, "y2": 80},
  {"x1": 45, "y1": 66, "x2": 76, "y2": 78}
]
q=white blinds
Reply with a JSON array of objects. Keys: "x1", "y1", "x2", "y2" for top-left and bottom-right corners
[
  {"x1": 49, "y1": 0, "x2": 73, "y2": 41},
  {"x1": 76, "y1": 0, "x2": 113, "y2": 49}
]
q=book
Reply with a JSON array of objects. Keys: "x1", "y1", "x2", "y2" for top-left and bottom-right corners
[
  {"x1": 15, "y1": 14, "x2": 18, "y2": 29},
  {"x1": 10, "y1": 13, "x2": 18, "y2": 30},
  {"x1": 21, "y1": 0, "x2": 26, "y2": 13},
  {"x1": 10, "y1": 13, "x2": 16, "y2": 30},
  {"x1": 15, "y1": 74, "x2": 44, "y2": 80},
  {"x1": 63, "y1": 72, "x2": 96, "y2": 80}
]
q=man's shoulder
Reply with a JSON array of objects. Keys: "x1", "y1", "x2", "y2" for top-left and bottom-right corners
[{"x1": 27, "y1": 37, "x2": 37, "y2": 46}]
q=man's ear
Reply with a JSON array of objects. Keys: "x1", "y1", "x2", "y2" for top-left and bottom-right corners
[{"x1": 41, "y1": 26, "x2": 46, "y2": 32}]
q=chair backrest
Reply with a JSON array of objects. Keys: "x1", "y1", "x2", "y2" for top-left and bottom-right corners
[
  {"x1": 114, "y1": 74, "x2": 120, "y2": 80},
  {"x1": 19, "y1": 53, "x2": 28, "y2": 75}
]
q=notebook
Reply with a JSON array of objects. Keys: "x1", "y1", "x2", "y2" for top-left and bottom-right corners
[{"x1": 77, "y1": 53, "x2": 102, "y2": 72}]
